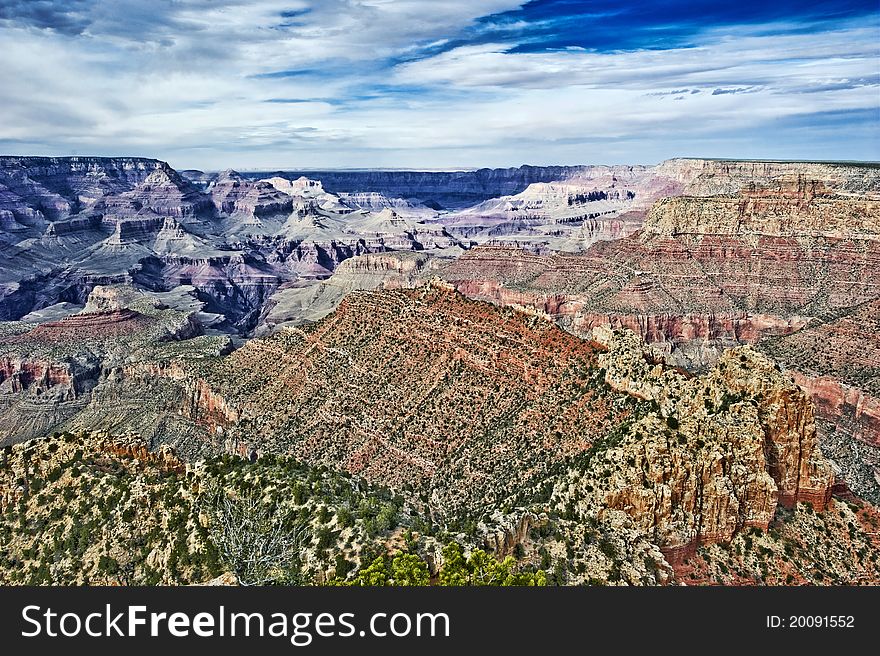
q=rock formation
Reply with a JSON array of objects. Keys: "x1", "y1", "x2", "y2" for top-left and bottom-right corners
[
  {"x1": 2, "y1": 153, "x2": 880, "y2": 588},
  {"x1": 207, "y1": 169, "x2": 294, "y2": 219},
  {"x1": 0, "y1": 285, "x2": 230, "y2": 444},
  {"x1": 554, "y1": 326, "x2": 834, "y2": 565},
  {"x1": 644, "y1": 175, "x2": 879, "y2": 238},
  {"x1": 240, "y1": 165, "x2": 603, "y2": 210},
  {"x1": 1, "y1": 282, "x2": 876, "y2": 585},
  {"x1": 438, "y1": 166, "x2": 880, "y2": 498},
  {"x1": 0, "y1": 157, "x2": 462, "y2": 334}
]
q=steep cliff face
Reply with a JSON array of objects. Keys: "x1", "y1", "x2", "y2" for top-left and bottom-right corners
[
  {"x1": 440, "y1": 233, "x2": 870, "y2": 363},
  {"x1": 598, "y1": 327, "x2": 835, "y2": 509},
  {"x1": 757, "y1": 299, "x2": 880, "y2": 501},
  {"x1": 180, "y1": 377, "x2": 240, "y2": 435},
  {"x1": 207, "y1": 170, "x2": 293, "y2": 219},
  {"x1": 241, "y1": 165, "x2": 599, "y2": 209},
  {"x1": 0, "y1": 357, "x2": 86, "y2": 397},
  {"x1": 479, "y1": 511, "x2": 542, "y2": 558},
  {"x1": 117, "y1": 168, "x2": 215, "y2": 221},
  {"x1": 0, "y1": 285, "x2": 230, "y2": 444},
  {"x1": 759, "y1": 300, "x2": 880, "y2": 435},
  {"x1": 644, "y1": 176, "x2": 880, "y2": 238},
  {"x1": 792, "y1": 373, "x2": 880, "y2": 449},
  {"x1": 554, "y1": 326, "x2": 834, "y2": 565},
  {"x1": 0, "y1": 306, "x2": 160, "y2": 408},
  {"x1": 709, "y1": 349, "x2": 834, "y2": 509},
  {"x1": 0, "y1": 156, "x2": 171, "y2": 223},
  {"x1": 655, "y1": 158, "x2": 880, "y2": 196}
]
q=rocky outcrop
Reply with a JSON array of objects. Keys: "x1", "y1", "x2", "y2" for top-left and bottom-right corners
[
  {"x1": 0, "y1": 358, "x2": 81, "y2": 396},
  {"x1": 181, "y1": 378, "x2": 240, "y2": 436},
  {"x1": 246, "y1": 165, "x2": 601, "y2": 209},
  {"x1": 115, "y1": 168, "x2": 214, "y2": 220},
  {"x1": 710, "y1": 350, "x2": 834, "y2": 509},
  {"x1": 595, "y1": 327, "x2": 834, "y2": 507},
  {"x1": 759, "y1": 300, "x2": 880, "y2": 448},
  {"x1": 480, "y1": 511, "x2": 542, "y2": 558},
  {"x1": 644, "y1": 176, "x2": 880, "y2": 238},
  {"x1": 207, "y1": 170, "x2": 293, "y2": 219},
  {"x1": 791, "y1": 373, "x2": 880, "y2": 449},
  {"x1": 561, "y1": 327, "x2": 835, "y2": 563},
  {"x1": 99, "y1": 434, "x2": 184, "y2": 473}
]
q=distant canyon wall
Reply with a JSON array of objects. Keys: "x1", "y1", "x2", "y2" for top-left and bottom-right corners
[{"x1": 239, "y1": 165, "x2": 596, "y2": 209}]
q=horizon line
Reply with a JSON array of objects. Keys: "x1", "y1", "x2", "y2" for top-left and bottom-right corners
[{"x1": 3, "y1": 154, "x2": 880, "y2": 173}]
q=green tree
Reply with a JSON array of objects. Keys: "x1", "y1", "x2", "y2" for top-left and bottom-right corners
[
  {"x1": 347, "y1": 556, "x2": 391, "y2": 586},
  {"x1": 438, "y1": 543, "x2": 469, "y2": 586},
  {"x1": 390, "y1": 553, "x2": 430, "y2": 586},
  {"x1": 440, "y1": 543, "x2": 546, "y2": 586},
  {"x1": 335, "y1": 553, "x2": 429, "y2": 586}
]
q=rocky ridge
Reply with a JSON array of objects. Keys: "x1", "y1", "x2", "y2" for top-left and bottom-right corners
[
  {"x1": 585, "y1": 327, "x2": 834, "y2": 557},
  {"x1": 0, "y1": 283, "x2": 875, "y2": 584},
  {"x1": 438, "y1": 168, "x2": 880, "y2": 484},
  {"x1": 0, "y1": 285, "x2": 231, "y2": 444},
  {"x1": 0, "y1": 157, "x2": 463, "y2": 333}
]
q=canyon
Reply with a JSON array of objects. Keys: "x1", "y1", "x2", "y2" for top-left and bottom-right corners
[
  {"x1": 0, "y1": 156, "x2": 464, "y2": 334},
  {"x1": 436, "y1": 166, "x2": 880, "y2": 506},
  {"x1": 5, "y1": 283, "x2": 874, "y2": 585},
  {"x1": 1, "y1": 155, "x2": 878, "y2": 585}
]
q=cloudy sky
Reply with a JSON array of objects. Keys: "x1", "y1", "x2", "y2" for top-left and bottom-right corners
[{"x1": 1, "y1": 0, "x2": 878, "y2": 169}]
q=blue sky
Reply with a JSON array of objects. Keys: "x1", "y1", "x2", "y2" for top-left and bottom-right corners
[{"x1": 0, "y1": 0, "x2": 878, "y2": 169}]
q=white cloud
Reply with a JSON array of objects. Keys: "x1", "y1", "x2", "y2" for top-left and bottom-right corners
[
  {"x1": 394, "y1": 26, "x2": 879, "y2": 91},
  {"x1": 0, "y1": 4, "x2": 877, "y2": 168}
]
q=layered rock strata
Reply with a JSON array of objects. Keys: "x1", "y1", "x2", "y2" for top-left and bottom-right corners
[{"x1": 555, "y1": 326, "x2": 834, "y2": 565}]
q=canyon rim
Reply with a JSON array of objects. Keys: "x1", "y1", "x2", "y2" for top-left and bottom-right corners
[{"x1": 1, "y1": 0, "x2": 879, "y2": 590}]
